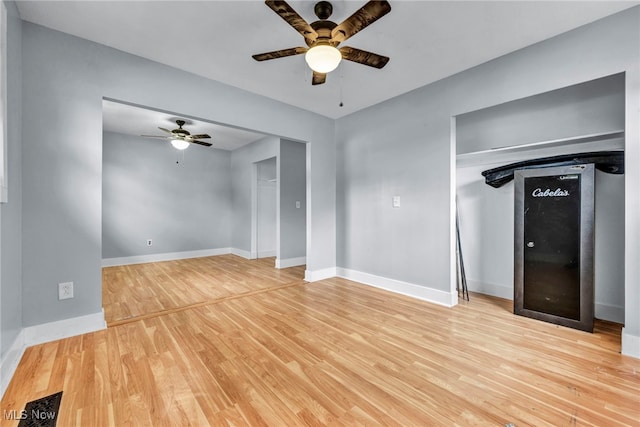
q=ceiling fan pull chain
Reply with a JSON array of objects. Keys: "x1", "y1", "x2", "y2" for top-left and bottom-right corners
[
  {"x1": 339, "y1": 68, "x2": 344, "y2": 107},
  {"x1": 175, "y1": 150, "x2": 185, "y2": 165}
]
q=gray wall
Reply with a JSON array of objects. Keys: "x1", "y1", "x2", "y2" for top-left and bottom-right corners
[
  {"x1": 21, "y1": 23, "x2": 335, "y2": 327},
  {"x1": 230, "y1": 136, "x2": 279, "y2": 255},
  {"x1": 336, "y1": 84, "x2": 453, "y2": 289},
  {"x1": 102, "y1": 131, "x2": 231, "y2": 259},
  {"x1": 0, "y1": 0, "x2": 22, "y2": 360},
  {"x1": 256, "y1": 157, "x2": 276, "y2": 257},
  {"x1": 336, "y1": 8, "x2": 640, "y2": 346},
  {"x1": 278, "y1": 139, "x2": 306, "y2": 261},
  {"x1": 457, "y1": 73, "x2": 625, "y2": 154}
]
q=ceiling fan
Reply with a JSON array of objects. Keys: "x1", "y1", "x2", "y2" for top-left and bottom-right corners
[
  {"x1": 141, "y1": 120, "x2": 212, "y2": 150},
  {"x1": 252, "y1": 0, "x2": 391, "y2": 85}
]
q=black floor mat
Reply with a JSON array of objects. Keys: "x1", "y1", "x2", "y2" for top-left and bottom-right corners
[{"x1": 17, "y1": 391, "x2": 62, "y2": 427}]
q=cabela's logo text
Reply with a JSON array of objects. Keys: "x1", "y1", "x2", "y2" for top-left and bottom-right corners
[{"x1": 532, "y1": 188, "x2": 570, "y2": 197}]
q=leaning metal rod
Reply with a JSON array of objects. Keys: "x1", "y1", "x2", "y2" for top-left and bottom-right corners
[{"x1": 456, "y1": 205, "x2": 470, "y2": 301}]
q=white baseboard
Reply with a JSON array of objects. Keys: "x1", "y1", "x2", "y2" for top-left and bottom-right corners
[
  {"x1": 1, "y1": 309, "x2": 106, "y2": 399},
  {"x1": 102, "y1": 248, "x2": 231, "y2": 267},
  {"x1": 304, "y1": 267, "x2": 337, "y2": 282},
  {"x1": 23, "y1": 309, "x2": 107, "y2": 347},
  {"x1": 276, "y1": 256, "x2": 306, "y2": 269},
  {"x1": 1, "y1": 329, "x2": 25, "y2": 399},
  {"x1": 467, "y1": 279, "x2": 625, "y2": 324},
  {"x1": 467, "y1": 279, "x2": 512, "y2": 300},
  {"x1": 258, "y1": 250, "x2": 276, "y2": 258},
  {"x1": 337, "y1": 268, "x2": 457, "y2": 307},
  {"x1": 621, "y1": 328, "x2": 640, "y2": 359},
  {"x1": 230, "y1": 248, "x2": 252, "y2": 259}
]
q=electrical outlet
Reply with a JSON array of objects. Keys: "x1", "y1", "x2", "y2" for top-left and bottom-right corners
[
  {"x1": 147, "y1": 239, "x2": 153, "y2": 246},
  {"x1": 58, "y1": 282, "x2": 74, "y2": 300}
]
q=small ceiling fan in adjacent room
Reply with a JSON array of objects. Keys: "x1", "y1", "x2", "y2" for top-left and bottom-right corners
[
  {"x1": 252, "y1": 0, "x2": 391, "y2": 85},
  {"x1": 141, "y1": 120, "x2": 212, "y2": 150}
]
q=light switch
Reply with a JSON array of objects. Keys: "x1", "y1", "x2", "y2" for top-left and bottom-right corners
[
  {"x1": 295, "y1": 201, "x2": 301, "y2": 209},
  {"x1": 392, "y1": 196, "x2": 401, "y2": 208}
]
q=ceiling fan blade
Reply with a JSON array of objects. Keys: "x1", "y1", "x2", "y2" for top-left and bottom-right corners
[
  {"x1": 340, "y1": 46, "x2": 389, "y2": 69},
  {"x1": 190, "y1": 140, "x2": 213, "y2": 147},
  {"x1": 253, "y1": 47, "x2": 307, "y2": 61},
  {"x1": 312, "y1": 71, "x2": 326, "y2": 85},
  {"x1": 265, "y1": 1, "x2": 317, "y2": 42},
  {"x1": 188, "y1": 134, "x2": 211, "y2": 140},
  {"x1": 331, "y1": 1, "x2": 391, "y2": 43},
  {"x1": 158, "y1": 127, "x2": 173, "y2": 134},
  {"x1": 141, "y1": 134, "x2": 171, "y2": 139}
]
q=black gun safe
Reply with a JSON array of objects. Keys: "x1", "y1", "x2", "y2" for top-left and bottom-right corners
[{"x1": 514, "y1": 164, "x2": 594, "y2": 332}]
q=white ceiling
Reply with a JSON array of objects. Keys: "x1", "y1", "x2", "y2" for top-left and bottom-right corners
[
  {"x1": 17, "y1": 1, "x2": 639, "y2": 149},
  {"x1": 102, "y1": 100, "x2": 267, "y2": 151}
]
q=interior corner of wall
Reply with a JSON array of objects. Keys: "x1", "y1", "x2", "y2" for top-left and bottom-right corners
[
  {"x1": 0, "y1": 328, "x2": 25, "y2": 400},
  {"x1": 621, "y1": 327, "x2": 640, "y2": 359}
]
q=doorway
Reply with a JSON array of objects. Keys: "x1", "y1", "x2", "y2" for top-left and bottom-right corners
[{"x1": 256, "y1": 157, "x2": 277, "y2": 258}]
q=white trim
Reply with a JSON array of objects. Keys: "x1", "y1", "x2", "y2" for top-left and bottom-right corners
[
  {"x1": 305, "y1": 141, "x2": 312, "y2": 285},
  {"x1": 621, "y1": 328, "x2": 640, "y2": 359},
  {"x1": 450, "y1": 116, "x2": 458, "y2": 304},
  {"x1": 624, "y1": 67, "x2": 640, "y2": 361},
  {"x1": 1, "y1": 310, "x2": 106, "y2": 399},
  {"x1": 276, "y1": 153, "x2": 281, "y2": 268},
  {"x1": 304, "y1": 267, "x2": 336, "y2": 282},
  {"x1": 230, "y1": 247, "x2": 252, "y2": 259},
  {"x1": 467, "y1": 279, "x2": 512, "y2": 300},
  {"x1": 258, "y1": 250, "x2": 276, "y2": 258},
  {"x1": 23, "y1": 309, "x2": 106, "y2": 347},
  {"x1": 337, "y1": 268, "x2": 457, "y2": 307},
  {"x1": 275, "y1": 256, "x2": 306, "y2": 269},
  {"x1": 251, "y1": 162, "x2": 258, "y2": 260},
  {"x1": 457, "y1": 138, "x2": 625, "y2": 170},
  {"x1": 468, "y1": 280, "x2": 625, "y2": 324},
  {"x1": 0, "y1": 329, "x2": 25, "y2": 399},
  {"x1": 456, "y1": 131, "x2": 624, "y2": 168},
  {"x1": 102, "y1": 248, "x2": 232, "y2": 267}
]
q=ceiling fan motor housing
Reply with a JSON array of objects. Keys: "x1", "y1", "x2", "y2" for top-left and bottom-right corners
[
  {"x1": 307, "y1": 20, "x2": 338, "y2": 48},
  {"x1": 173, "y1": 120, "x2": 190, "y2": 137},
  {"x1": 314, "y1": 1, "x2": 333, "y2": 20}
]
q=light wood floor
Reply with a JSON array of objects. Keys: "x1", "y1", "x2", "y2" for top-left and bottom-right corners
[
  {"x1": 102, "y1": 255, "x2": 305, "y2": 326},
  {"x1": 2, "y1": 256, "x2": 639, "y2": 426}
]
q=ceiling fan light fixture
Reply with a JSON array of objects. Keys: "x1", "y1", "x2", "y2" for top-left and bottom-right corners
[
  {"x1": 305, "y1": 45, "x2": 342, "y2": 74},
  {"x1": 171, "y1": 139, "x2": 189, "y2": 150}
]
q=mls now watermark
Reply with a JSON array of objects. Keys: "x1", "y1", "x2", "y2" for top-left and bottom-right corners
[{"x1": 4, "y1": 408, "x2": 58, "y2": 421}]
